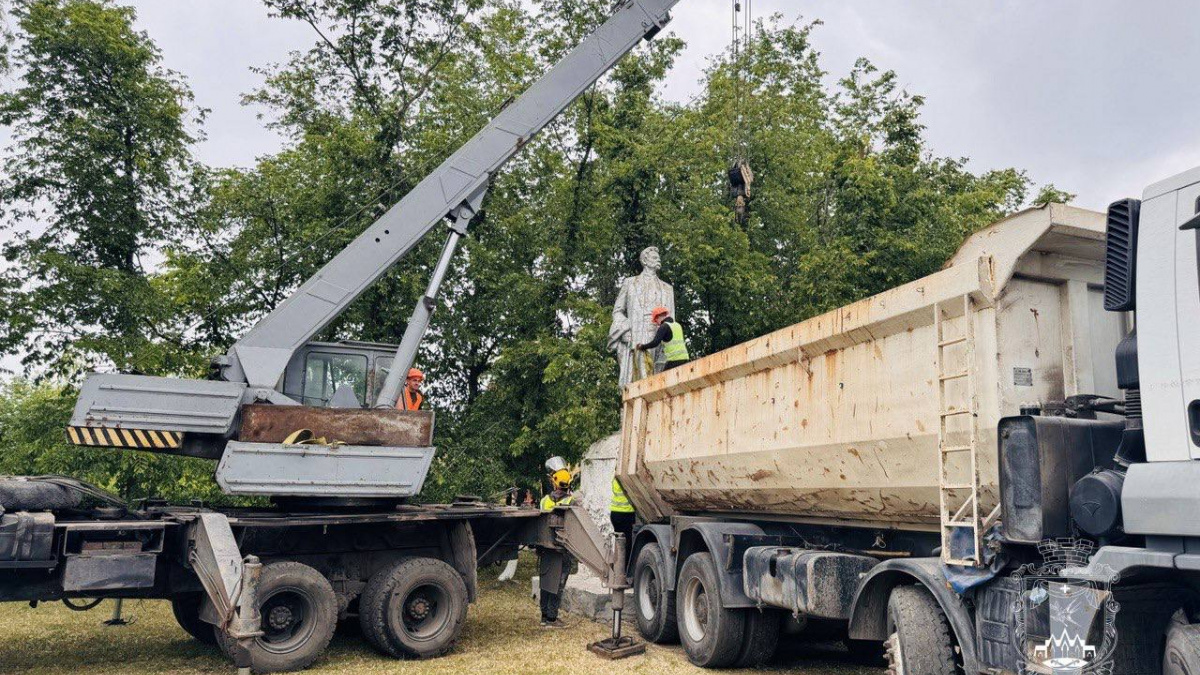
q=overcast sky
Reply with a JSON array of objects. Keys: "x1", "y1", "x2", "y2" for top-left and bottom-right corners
[{"x1": 120, "y1": 0, "x2": 1200, "y2": 212}]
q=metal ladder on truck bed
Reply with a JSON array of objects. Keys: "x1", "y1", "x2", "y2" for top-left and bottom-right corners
[{"x1": 934, "y1": 294, "x2": 998, "y2": 566}]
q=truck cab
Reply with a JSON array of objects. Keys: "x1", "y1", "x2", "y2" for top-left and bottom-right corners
[{"x1": 1084, "y1": 166, "x2": 1200, "y2": 571}]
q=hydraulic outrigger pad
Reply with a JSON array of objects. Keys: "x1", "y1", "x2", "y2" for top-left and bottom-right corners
[
  {"x1": 589, "y1": 635, "x2": 646, "y2": 660},
  {"x1": 544, "y1": 507, "x2": 648, "y2": 660},
  {"x1": 587, "y1": 580, "x2": 646, "y2": 660}
]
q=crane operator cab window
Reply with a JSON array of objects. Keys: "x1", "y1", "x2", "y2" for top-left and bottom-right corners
[{"x1": 302, "y1": 352, "x2": 368, "y2": 408}]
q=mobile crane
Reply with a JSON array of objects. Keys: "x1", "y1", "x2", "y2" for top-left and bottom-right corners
[{"x1": 0, "y1": 1, "x2": 681, "y2": 671}]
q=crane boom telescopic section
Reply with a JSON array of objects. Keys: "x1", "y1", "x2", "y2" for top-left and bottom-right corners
[{"x1": 223, "y1": 0, "x2": 681, "y2": 393}]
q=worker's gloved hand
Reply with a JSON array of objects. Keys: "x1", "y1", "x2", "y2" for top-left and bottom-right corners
[{"x1": 634, "y1": 344, "x2": 645, "y2": 351}]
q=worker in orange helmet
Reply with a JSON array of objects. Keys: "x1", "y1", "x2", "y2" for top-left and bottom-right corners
[
  {"x1": 636, "y1": 306, "x2": 690, "y2": 372},
  {"x1": 397, "y1": 368, "x2": 426, "y2": 411}
]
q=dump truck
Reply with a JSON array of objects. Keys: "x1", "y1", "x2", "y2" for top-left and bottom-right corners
[{"x1": 616, "y1": 182, "x2": 1200, "y2": 674}]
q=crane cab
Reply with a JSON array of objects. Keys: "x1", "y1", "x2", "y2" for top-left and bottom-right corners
[{"x1": 281, "y1": 340, "x2": 403, "y2": 409}]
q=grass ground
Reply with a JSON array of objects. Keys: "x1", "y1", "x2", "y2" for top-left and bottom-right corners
[{"x1": 0, "y1": 557, "x2": 883, "y2": 675}]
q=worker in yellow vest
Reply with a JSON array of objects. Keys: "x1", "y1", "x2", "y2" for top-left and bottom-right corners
[
  {"x1": 538, "y1": 457, "x2": 574, "y2": 627},
  {"x1": 636, "y1": 307, "x2": 690, "y2": 371},
  {"x1": 610, "y1": 477, "x2": 636, "y2": 567}
]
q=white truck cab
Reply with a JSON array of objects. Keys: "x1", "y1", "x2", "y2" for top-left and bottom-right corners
[{"x1": 1111, "y1": 167, "x2": 1200, "y2": 540}]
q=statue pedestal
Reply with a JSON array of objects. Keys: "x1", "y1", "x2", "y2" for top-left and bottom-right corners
[
  {"x1": 529, "y1": 432, "x2": 628, "y2": 623},
  {"x1": 578, "y1": 432, "x2": 621, "y2": 539}
]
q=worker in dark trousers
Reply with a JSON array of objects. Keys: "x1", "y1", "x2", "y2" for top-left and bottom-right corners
[
  {"x1": 610, "y1": 476, "x2": 636, "y2": 568},
  {"x1": 538, "y1": 457, "x2": 574, "y2": 627},
  {"x1": 636, "y1": 306, "x2": 690, "y2": 371}
]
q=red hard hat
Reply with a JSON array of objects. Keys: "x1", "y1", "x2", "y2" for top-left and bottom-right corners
[
  {"x1": 651, "y1": 307, "x2": 670, "y2": 323},
  {"x1": 407, "y1": 368, "x2": 425, "y2": 381}
]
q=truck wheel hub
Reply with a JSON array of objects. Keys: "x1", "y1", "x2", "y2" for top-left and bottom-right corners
[
  {"x1": 407, "y1": 596, "x2": 431, "y2": 621},
  {"x1": 268, "y1": 605, "x2": 294, "y2": 630}
]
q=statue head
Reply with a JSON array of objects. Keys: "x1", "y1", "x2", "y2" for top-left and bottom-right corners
[{"x1": 639, "y1": 247, "x2": 661, "y2": 274}]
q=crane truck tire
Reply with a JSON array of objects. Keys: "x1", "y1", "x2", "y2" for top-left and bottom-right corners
[
  {"x1": 633, "y1": 542, "x2": 678, "y2": 644},
  {"x1": 677, "y1": 552, "x2": 746, "y2": 668},
  {"x1": 170, "y1": 592, "x2": 217, "y2": 645},
  {"x1": 734, "y1": 607, "x2": 782, "y2": 667},
  {"x1": 216, "y1": 561, "x2": 338, "y2": 673},
  {"x1": 1165, "y1": 616, "x2": 1200, "y2": 674},
  {"x1": 358, "y1": 556, "x2": 468, "y2": 659},
  {"x1": 0, "y1": 477, "x2": 81, "y2": 511},
  {"x1": 884, "y1": 585, "x2": 958, "y2": 675}
]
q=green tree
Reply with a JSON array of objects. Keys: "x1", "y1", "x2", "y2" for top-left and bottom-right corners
[
  {"x1": 0, "y1": 1, "x2": 13, "y2": 74},
  {"x1": 0, "y1": 0, "x2": 204, "y2": 378},
  {"x1": 0, "y1": 1, "x2": 1056, "y2": 504},
  {"x1": 1032, "y1": 183, "x2": 1077, "y2": 206}
]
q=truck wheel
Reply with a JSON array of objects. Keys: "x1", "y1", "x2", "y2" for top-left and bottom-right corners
[
  {"x1": 1165, "y1": 619, "x2": 1200, "y2": 674},
  {"x1": 217, "y1": 561, "x2": 338, "y2": 673},
  {"x1": 885, "y1": 585, "x2": 958, "y2": 675},
  {"x1": 677, "y1": 552, "x2": 746, "y2": 668},
  {"x1": 734, "y1": 608, "x2": 781, "y2": 667},
  {"x1": 171, "y1": 593, "x2": 217, "y2": 646},
  {"x1": 358, "y1": 557, "x2": 468, "y2": 659},
  {"x1": 634, "y1": 543, "x2": 678, "y2": 644}
]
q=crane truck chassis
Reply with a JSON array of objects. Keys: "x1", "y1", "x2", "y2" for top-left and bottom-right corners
[{"x1": 1, "y1": 1, "x2": 678, "y2": 672}]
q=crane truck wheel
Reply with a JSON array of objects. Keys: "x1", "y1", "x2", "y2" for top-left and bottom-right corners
[
  {"x1": 170, "y1": 592, "x2": 217, "y2": 646},
  {"x1": 1165, "y1": 615, "x2": 1200, "y2": 674},
  {"x1": 358, "y1": 556, "x2": 468, "y2": 659},
  {"x1": 884, "y1": 585, "x2": 959, "y2": 675},
  {"x1": 733, "y1": 608, "x2": 782, "y2": 667},
  {"x1": 216, "y1": 561, "x2": 338, "y2": 673},
  {"x1": 633, "y1": 543, "x2": 679, "y2": 644},
  {"x1": 677, "y1": 552, "x2": 747, "y2": 668}
]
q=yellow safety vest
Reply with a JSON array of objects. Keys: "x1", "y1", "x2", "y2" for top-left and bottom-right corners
[
  {"x1": 540, "y1": 493, "x2": 574, "y2": 512},
  {"x1": 610, "y1": 478, "x2": 635, "y2": 514},
  {"x1": 663, "y1": 321, "x2": 689, "y2": 363}
]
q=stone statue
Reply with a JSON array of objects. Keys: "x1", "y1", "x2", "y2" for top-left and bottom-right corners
[{"x1": 608, "y1": 247, "x2": 676, "y2": 387}]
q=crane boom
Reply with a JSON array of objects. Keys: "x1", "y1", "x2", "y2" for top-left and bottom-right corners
[{"x1": 224, "y1": 0, "x2": 681, "y2": 392}]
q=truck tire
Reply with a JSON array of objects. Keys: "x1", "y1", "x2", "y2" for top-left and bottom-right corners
[
  {"x1": 217, "y1": 561, "x2": 338, "y2": 673},
  {"x1": 358, "y1": 557, "x2": 469, "y2": 659},
  {"x1": 171, "y1": 593, "x2": 217, "y2": 646},
  {"x1": 885, "y1": 585, "x2": 959, "y2": 675},
  {"x1": 0, "y1": 478, "x2": 81, "y2": 511},
  {"x1": 633, "y1": 543, "x2": 678, "y2": 644},
  {"x1": 677, "y1": 552, "x2": 746, "y2": 668},
  {"x1": 1165, "y1": 619, "x2": 1200, "y2": 674},
  {"x1": 734, "y1": 608, "x2": 781, "y2": 667}
]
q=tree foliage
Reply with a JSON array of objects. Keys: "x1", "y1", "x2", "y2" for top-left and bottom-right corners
[
  {"x1": 2, "y1": 0, "x2": 1050, "y2": 502},
  {"x1": 0, "y1": 0, "x2": 204, "y2": 378}
]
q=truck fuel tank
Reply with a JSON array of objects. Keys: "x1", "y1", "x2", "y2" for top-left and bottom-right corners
[{"x1": 742, "y1": 547, "x2": 876, "y2": 620}]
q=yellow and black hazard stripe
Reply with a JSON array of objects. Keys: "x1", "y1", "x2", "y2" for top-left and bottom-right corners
[{"x1": 66, "y1": 426, "x2": 183, "y2": 450}]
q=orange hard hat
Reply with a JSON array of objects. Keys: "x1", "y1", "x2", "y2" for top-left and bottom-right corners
[
  {"x1": 407, "y1": 368, "x2": 425, "y2": 381},
  {"x1": 651, "y1": 307, "x2": 670, "y2": 323}
]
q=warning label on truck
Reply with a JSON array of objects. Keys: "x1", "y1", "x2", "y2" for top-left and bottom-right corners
[{"x1": 1013, "y1": 367, "x2": 1034, "y2": 387}]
